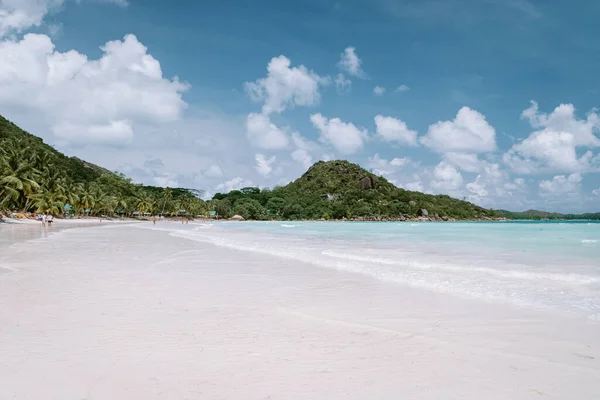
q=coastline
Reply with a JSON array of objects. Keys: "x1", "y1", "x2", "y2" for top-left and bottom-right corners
[{"x1": 1, "y1": 222, "x2": 599, "y2": 399}]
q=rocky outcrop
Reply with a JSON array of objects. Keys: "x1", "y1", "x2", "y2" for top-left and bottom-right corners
[
  {"x1": 229, "y1": 215, "x2": 245, "y2": 221},
  {"x1": 418, "y1": 208, "x2": 429, "y2": 217},
  {"x1": 359, "y1": 175, "x2": 378, "y2": 190}
]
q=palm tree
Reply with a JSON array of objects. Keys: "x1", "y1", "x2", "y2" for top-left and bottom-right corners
[
  {"x1": 33, "y1": 191, "x2": 63, "y2": 216},
  {"x1": 77, "y1": 184, "x2": 96, "y2": 215},
  {"x1": 136, "y1": 195, "x2": 154, "y2": 215},
  {"x1": 160, "y1": 187, "x2": 173, "y2": 216},
  {"x1": 0, "y1": 140, "x2": 40, "y2": 210}
]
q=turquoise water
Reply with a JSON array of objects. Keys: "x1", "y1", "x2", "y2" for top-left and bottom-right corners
[{"x1": 163, "y1": 221, "x2": 600, "y2": 320}]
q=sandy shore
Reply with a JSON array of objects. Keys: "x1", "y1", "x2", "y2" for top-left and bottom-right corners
[{"x1": 0, "y1": 223, "x2": 599, "y2": 399}]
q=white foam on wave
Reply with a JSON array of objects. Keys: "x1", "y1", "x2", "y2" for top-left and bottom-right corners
[
  {"x1": 321, "y1": 250, "x2": 600, "y2": 285},
  {"x1": 280, "y1": 224, "x2": 296, "y2": 228},
  {"x1": 163, "y1": 225, "x2": 600, "y2": 319},
  {"x1": 581, "y1": 239, "x2": 598, "y2": 243}
]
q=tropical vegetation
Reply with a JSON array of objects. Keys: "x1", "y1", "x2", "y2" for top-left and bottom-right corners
[
  {"x1": 0, "y1": 115, "x2": 207, "y2": 217},
  {"x1": 3, "y1": 114, "x2": 598, "y2": 221}
]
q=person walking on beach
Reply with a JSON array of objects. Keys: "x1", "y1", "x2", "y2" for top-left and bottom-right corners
[
  {"x1": 47, "y1": 214, "x2": 53, "y2": 227},
  {"x1": 152, "y1": 216, "x2": 156, "y2": 225},
  {"x1": 41, "y1": 213, "x2": 47, "y2": 227}
]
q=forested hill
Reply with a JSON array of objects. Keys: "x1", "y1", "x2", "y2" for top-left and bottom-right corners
[
  {"x1": 212, "y1": 160, "x2": 497, "y2": 220},
  {"x1": 496, "y1": 209, "x2": 600, "y2": 221},
  {"x1": 0, "y1": 114, "x2": 206, "y2": 216},
  {"x1": 5, "y1": 113, "x2": 594, "y2": 221}
]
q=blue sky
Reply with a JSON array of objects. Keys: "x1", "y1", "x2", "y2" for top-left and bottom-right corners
[{"x1": 1, "y1": 0, "x2": 599, "y2": 212}]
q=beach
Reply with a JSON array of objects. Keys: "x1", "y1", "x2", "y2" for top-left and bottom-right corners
[{"x1": 1, "y1": 222, "x2": 599, "y2": 399}]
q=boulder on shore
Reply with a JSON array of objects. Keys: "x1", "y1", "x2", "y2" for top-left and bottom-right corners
[
  {"x1": 418, "y1": 208, "x2": 429, "y2": 217},
  {"x1": 229, "y1": 215, "x2": 245, "y2": 221}
]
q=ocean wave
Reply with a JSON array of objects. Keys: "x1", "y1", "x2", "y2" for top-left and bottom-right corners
[
  {"x1": 321, "y1": 250, "x2": 600, "y2": 285},
  {"x1": 581, "y1": 239, "x2": 598, "y2": 243},
  {"x1": 280, "y1": 224, "x2": 296, "y2": 228}
]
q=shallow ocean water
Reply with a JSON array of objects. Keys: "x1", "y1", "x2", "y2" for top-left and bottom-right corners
[{"x1": 155, "y1": 220, "x2": 600, "y2": 320}]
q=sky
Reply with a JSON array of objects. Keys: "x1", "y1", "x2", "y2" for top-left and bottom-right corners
[{"x1": 1, "y1": 0, "x2": 600, "y2": 212}]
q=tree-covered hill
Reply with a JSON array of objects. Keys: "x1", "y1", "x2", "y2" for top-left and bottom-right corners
[
  {"x1": 212, "y1": 160, "x2": 497, "y2": 220},
  {"x1": 0, "y1": 114, "x2": 207, "y2": 216},
  {"x1": 496, "y1": 209, "x2": 600, "y2": 221}
]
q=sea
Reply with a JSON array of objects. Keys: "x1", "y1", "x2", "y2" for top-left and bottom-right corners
[{"x1": 165, "y1": 220, "x2": 600, "y2": 320}]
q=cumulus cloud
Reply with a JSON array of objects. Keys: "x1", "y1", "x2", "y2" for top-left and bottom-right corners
[
  {"x1": 245, "y1": 113, "x2": 289, "y2": 149},
  {"x1": 337, "y1": 46, "x2": 365, "y2": 78},
  {"x1": 0, "y1": 33, "x2": 188, "y2": 145},
  {"x1": 255, "y1": 153, "x2": 276, "y2": 176},
  {"x1": 291, "y1": 148, "x2": 313, "y2": 170},
  {"x1": 430, "y1": 161, "x2": 464, "y2": 192},
  {"x1": 203, "y1": 164, "x2": 223, "y2": 178},
  {"x1": 374, "y1": 115, "x2": 418, "y2": 146},
  {"x1": 334, "y1": 73, "x2": 351, "y2": 94},
  {"x1": 216, "y1": 177, "x2": 253, "y2": 193},
  {"x1": 373, "y1": 86, "x2": 386, "y2": 96},
  {"x1": 244, "y1": 55, "x2": 327, "y2": 115},
  {"x1": 504, "y1": 102, "x2": 600, "y2": 174},
  {"x1": 539, "y1": 173, "x2": 582, "y2": 198},
  {"x1": 367, "y1": 153, "x2": 411, "y2": 177},
  {"x1": 0, "y1": 0, "x2": 63, "y2": 37},
  {"x1": 442, "y1": 152, "x2": 481, "y2": 173},
  {"x1": 465, "y1": 163, "x2": 527, "y2": 206},
  {"x1": 0, "y1": 0, "x2": 127, "y2": 38},
  {"x1": 421, "y1": 106, "x2": 497, "y2": 153},
  {"x1": 395, "y1": 84, "x2": 410, "y2": 92},
  {"x1": 310, "y1": 113, "x2": 367, "y2": 154},
  {"x1": 403, "y1": 181, "x2": 424, "y2": 192},
  {"x1": 592, "y1": 188, "x2": 600, "y2": 196}
]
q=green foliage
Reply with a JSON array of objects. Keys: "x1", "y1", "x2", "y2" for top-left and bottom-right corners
[
  {"x1": 210, "y1": 160, "x2": 497, "y2": 221},
  {"x1": 0, "y1": 115, "x2": 207, "y2": 216},
  {"x1": 496, "y1": 209, "x2": 600, "y2": 220}
]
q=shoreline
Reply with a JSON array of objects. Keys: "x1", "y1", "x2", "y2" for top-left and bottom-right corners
[{"x1": 1, "y1": 223, "x2": 599, "y2": 399}]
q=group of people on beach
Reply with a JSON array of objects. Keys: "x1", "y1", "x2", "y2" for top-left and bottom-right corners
[
  {"x1": 151, "y1": 216, "x2": 191, "y2": 225},
  {"x1": 38, "y1": 214, "x2": 54, "y2": 227}
]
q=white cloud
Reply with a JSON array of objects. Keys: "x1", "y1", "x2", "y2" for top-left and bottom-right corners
[
  {"x1": 431, "y1": 161, "x2": 464, "y2": 192},
  {"x1": 244, "y1": 55, "x2": 327, "y2": 115},
  {"x1": 0, "y1": 33, "x2": 188, "y2": 145},
  {"x1": 334, "y1": 73, "x2": 351, "y2": 94},
  {"x1": 310, "y1": 113, "x2": 367, "y2": 154},
  {"x1": 442, "y1": 152, "x2": 481, "y2": 173},
  {"x1": 421, "y1": 106, "x2": 497, "y2": 153},
  {"x1": 245, "y1": 113, "x2": 289, "y2": 149},
  {"x1": 539, "y1": 173, "x2": 582, "y2": 198},
  {"x1": 403, "y1": 181, "x2": 424, "y2": 192},
  {"x1": 504, "y1": 102, "x2": 600, "y2": 174},
  {"x1": 216, "y1": 177, "x2": 253, "y2": 193},
  {"x1": 203, "y1": 164, "x2": 222, "y2": 178},
  {"x1": 337, "y1": 46, "x2": 365, "y2": 78},
  {"x1": 52, "y1": 120, "x2": 134, "y2": 145},
  {"x1": 0, "y1": 0, "x2": 63, "y2": 37},
  {"x1": 373, "y1": 86, "x2": 386, "y2": 96},
  {"x1": 255, "y1": 153, "x2": 276, "y2": 176},
  {"x1": 0, "y1": 0, "x2": 127, "y2": 38},
  {"x1": 464, "y1": 163, "x2": 527, "y2": 206},
  {"x1": 291, "y1": 149, "x2": 313, "y2": 170},
  {"x1": 367, "y1": 153, "x2": 411, "y2": 176},
  {"x1": 374, "y1": 115, "x2": 418, "y2": 146},
  {"x1": 395, "y1": 84, "x2": 410, "y2": 93},
  {"x1": 592, "y1": 188, "x2": 600, "y2": 196},
  {"x1": 153, "y1": 173, "x2": 179, "y2": 188}
]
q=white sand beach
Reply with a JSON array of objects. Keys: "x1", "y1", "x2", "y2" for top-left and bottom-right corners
[{"x1": 1, "y1": 222, "x2": 599, "y2": 399}]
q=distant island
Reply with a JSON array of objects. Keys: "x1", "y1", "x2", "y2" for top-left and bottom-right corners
[{"x1": 1, "y1": 114, "x2": 599, "y2": 221}]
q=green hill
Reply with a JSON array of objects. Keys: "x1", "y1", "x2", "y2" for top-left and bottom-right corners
[
  {"x1": 0, "y1": 114, "x2": 206, "y2": 216},
  {"x1": 212, "y1": 160, "x2": 496, "y2": 220},
  {"x1": 496, "y1": 209, "x2": 600, "y2": 221},
  {"x1": 4, "y1": 114, "x2": 596, "y2": 221}
]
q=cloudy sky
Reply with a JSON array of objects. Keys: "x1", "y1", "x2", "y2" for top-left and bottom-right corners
[{"x1": 1, "y1": 0, "x2": 599, "y2": 212}]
